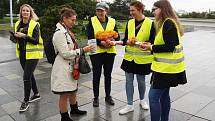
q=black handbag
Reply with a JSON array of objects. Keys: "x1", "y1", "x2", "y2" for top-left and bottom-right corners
[{"x1": 79, "y1": 53, "x2": 91, "y2": 74}]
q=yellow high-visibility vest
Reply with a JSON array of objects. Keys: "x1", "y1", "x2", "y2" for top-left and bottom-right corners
[
  {"x1": 15, "y1": 19, "x2": 44, "y2": 59},
  {"x1": 124, "y1": 17, "x2": 153, "y2": 64},
  {"x1": 151, "y1": 18, "x2": 185, "y2": 73},
  {"x1": 91, "y1": 16, "x2": 116, "y2": 54}
]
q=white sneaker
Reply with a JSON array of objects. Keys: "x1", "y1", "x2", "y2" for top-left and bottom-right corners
[
  {"x1": 140, "y1": 100, "x2": 149, "y2": 110},
  {"x1": 119, "y1": 105, "x2": 134, "y2": 115}
]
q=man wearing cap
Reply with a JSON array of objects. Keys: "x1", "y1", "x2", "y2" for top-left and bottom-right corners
[{"x1": 86, "y1": 2, "x2": 120, "y2": 107}]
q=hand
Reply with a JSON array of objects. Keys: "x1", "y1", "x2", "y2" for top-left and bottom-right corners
[
  {"x1": 116, "y1": 41, "x2": 123, "y2": 45},
  {"x1": 14, "y1": 32, "x2": 26, "y2": 38},
  {"x1": 83, "y1": 45, "x2": 94, "y2": 53},
  {"x1": 140, "y1": 42, "x2": 152, "y2": 50},
  {"x1": 101, "y1": 41, "x2": 111, "y2": 48},
  {"x1": 127, "y1": 38, "x2": 136, "y2": 46},
  {"x1": 109, "y1": 41, "x2": 116, "y2": 46}
]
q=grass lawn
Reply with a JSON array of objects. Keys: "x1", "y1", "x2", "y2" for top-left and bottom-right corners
[{"x1": 0, "y1": 24, "x2": 13, "y2": 30}]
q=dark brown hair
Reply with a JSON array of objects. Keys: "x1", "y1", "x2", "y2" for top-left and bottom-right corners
[
  {"x1": 130, "y1": 1, "x2": 145, "y2": 13},
  {"x1": 154, "y1": 0, "x2": 183, "y2": 35},
  {"x1": 60, "y1": 7, "x2": 77, "y2": 22}
]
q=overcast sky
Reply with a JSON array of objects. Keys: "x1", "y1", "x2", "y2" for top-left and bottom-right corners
[{"x1": 104, "y1": 0, "x2": 215, "y2": 12}]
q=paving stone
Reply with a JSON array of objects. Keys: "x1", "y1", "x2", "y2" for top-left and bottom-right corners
[
  {"x1": 70, "y1": 102, "x2": 106, "y2": 121},
  {"x1": 100, "y1": 101, "x2": 150, "y2": 121},
  {"x1": 0, "y1": 94, "x2": 17, "y2": 105},
  {"x1": 10, "y1": 102, "x2": 59, "y2": 121},
  {"x1": 0, "y1": 115, "x2": 14, "y2": 121},
  {"x1": 192, "y1": 85, "x2": 215, "y2": 98},
  {"x1": 0, "y1": 88, "x2": 7, "y2": 96},
  {"x1": 188, "y1": 116, "x2": 210, "y2": 121},
  {"x1": 5, "y1": 74, "x2": 21, "y2": 80},
  {"x1": 1, "y1": 101, "x2": 21, "y2": 114},
  {"x1": 34, "y1": 69, "x2": 46, "y2": 75},
  {"x1": 41, "y1": 114, "x2": 60, "y2": 121},
  {"x1": 196, "y1": 100, "x2": 215, "y2": 121},
  {"x1": 170, "y1": 87, "x2": 188, "y2": 102},
  {"x1": 0, "y1": 107, "x2": 7, "y2": 117},
  {"x1": 171, "y1": 93, "x2": 213, "y2": 115}
]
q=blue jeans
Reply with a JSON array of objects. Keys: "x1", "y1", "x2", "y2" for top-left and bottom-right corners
[
  {"x1": 125, "y1": 72, "x2": 146, "y2": 105},
  {"x1": 149, "y1": 86, "x2": 170, "y2": 121}
]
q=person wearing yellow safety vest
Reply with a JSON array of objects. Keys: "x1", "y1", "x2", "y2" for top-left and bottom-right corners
[
  {"x1": 86, "y1": 2, "x2": 120, "y2": 107},
  {"x1": 142, "y1": 1, "x2": 187, "y2": 121},
  {"x1": 12, "y1": 4, "x2": 43, "y2": 112},
  {"x1": 119, "y1": 1, "x2": 155, "y2": 115}
]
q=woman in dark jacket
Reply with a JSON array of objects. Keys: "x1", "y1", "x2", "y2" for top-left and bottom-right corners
[
  {"x1": 143, "y1": 0, "x2": 187, "y2": 121},
  {"x1": 86, "y1": 2, "x2": 120, "y2": 107},
  {"x1": 12, "y1": 4, "x2": 43, "y2": 112}
]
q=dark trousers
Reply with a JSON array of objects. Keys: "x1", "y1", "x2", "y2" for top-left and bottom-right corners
[
  {"x1": 149, "y1": 87, "x2": 170, "y2": 121},
  {"x1": 90, "y1": 53, "x2": 115, "y2": 98},
  {"x1": 20, "y1": 59, "x2": 39, "y2": 101}
]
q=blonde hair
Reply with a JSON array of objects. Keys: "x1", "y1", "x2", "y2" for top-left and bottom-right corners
[
  {"x1": 19, "y1": 4, "x2": 39, "y2": 21},
  {"x1": 153, "y1": 0, "x2": 183, "y2": 36}
]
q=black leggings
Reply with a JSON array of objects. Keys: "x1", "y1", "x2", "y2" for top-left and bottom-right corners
[
  {"x1": 20, "y1": 59, "x2": 39, "y2": 101},
  {"x1": 90, "y1": 53, "x2": 115, "y2": 98}
]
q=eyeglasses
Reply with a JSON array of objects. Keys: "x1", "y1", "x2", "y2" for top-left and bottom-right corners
[{"x1": 152, "y1": 7, "x2": 159, "y2": 12}]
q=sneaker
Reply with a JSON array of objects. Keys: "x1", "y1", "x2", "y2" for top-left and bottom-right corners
[
  {"x1": 119, "y1": 105, "x2": 134, "y2": 115},
  {"x1": 105, "y1": 96, "x2": 115, "y2": 105},
  {"x1": 29, "y1": 94, "x2": 41, "y2": 103},
  {"x1": 93, "y1": 98, "x2": 99, "y2": 107},
  {"x1": 140, "y1": 100, "x2": 149, "y2": 110},
  {"x1": 19, "y1": 101, "x2": 29, "y2": 112}
]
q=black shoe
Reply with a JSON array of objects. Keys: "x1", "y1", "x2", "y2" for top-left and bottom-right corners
[
  {"x1": 70, "y1": 102, "x2": 87, "y2": 115},
  {"x1": 105, "y1": 96, "x2": 115, "y2": 105},
  {"x1": 29, "y1": 94, "x2": 41, "y2": 103},
  {"x1": 93, "y1": 98, "x2": 99, "y2": 107},
  {"x1": 19, "y1": 101, "x2": 29, "y2": 112},
  {"x1": 60, "y1": 112, "x2": 73, "y2": 121}
]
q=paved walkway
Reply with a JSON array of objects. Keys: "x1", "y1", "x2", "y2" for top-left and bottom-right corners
[{"x1": 0, "y1": 27, "x2": 215, "y2": 121}]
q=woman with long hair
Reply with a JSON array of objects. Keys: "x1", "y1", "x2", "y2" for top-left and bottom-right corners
[
  {"x1": 143, "y1": 0, "x2": 187, "y2": 121},
  {"x1": 13, "y1": 4, "x2": 43, "y2": 112}
]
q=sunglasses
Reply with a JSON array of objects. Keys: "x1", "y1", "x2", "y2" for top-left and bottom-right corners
[{"x1": 152, "y1": 7, "x2": 159, "y2": 12}]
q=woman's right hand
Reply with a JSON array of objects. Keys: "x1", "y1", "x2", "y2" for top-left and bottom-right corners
[{"x1": 83, "y1": 45, "x2": 94, "y2": 53}]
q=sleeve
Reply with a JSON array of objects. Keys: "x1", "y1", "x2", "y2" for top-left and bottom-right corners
[
  {"x1": 86, "y1": 19, "x2": 95, "y2": 40},
  {"x1": 22, "y1": 24, "x2": 40, "y2": 45},
  {"x1": 148, "y1": 22, "x2": 155, "y2": 43},
  {"x1": 152, "y1": 19, "x2": 179, "y2": 53},
  {"x1": 114, "y1": 25, "x2": 120, "y2": 41},
  {"x1": 53, "y1": 31, "x2": 82, "y2": 60},
  {"x1": 122, "y1": 22, "x2": 128, "y2": 46},
  {"x1": 86, "y1": 18, "x2": 102, "y2": 46}
]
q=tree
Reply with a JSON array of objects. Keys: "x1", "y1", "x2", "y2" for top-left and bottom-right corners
[
  {"x1": 109, "y1": 0, "x2": 131, "y2": 20},
  {"x1": 39, "y1": 0, "x2": 97, "y2": 44}
]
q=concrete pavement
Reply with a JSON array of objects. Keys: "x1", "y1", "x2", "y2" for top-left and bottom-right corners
[{"x1": 0, "y1": 27, "x2": 215, "y2": 121}]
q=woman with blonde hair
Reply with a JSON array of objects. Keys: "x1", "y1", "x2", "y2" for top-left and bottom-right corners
[
  {"x1": 143, "y1": 0, "x2": 187, "y2": 121},
  {"x1": 12, "y1": 4, "x2": 43, "y2": 112}
]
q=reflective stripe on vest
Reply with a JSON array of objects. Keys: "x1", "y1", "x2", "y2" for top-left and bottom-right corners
[
  {"x1": 151, "y1": 18, "x2": 185, "y2": 73},
  {"x1": 154, "y1": 56, "x2": 184, "y2": 64},
  {"x1": 91, "y1": 16, "x2": 116, "y2": 54},
  {"x1": 15, "y1": 19, "x2": 44, "y2": 59},
  {"x1": 123, "y1": 17, "x2": 153, "y2": 64},
  {"x1": 125, "y1": 48, "x2": 151, "y2": 56},
  {"x1": 26, "y1": 48, "x2": 44, "y2": 52}
]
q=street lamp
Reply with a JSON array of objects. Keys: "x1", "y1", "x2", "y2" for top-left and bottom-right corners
[{"x1": 10, "y1": 0, "x2": 13, "y2": 27}]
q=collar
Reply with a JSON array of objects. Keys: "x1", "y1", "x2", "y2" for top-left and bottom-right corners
[{"x1": 56, "y1": 23, "x2": 67, "y2": 33}]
